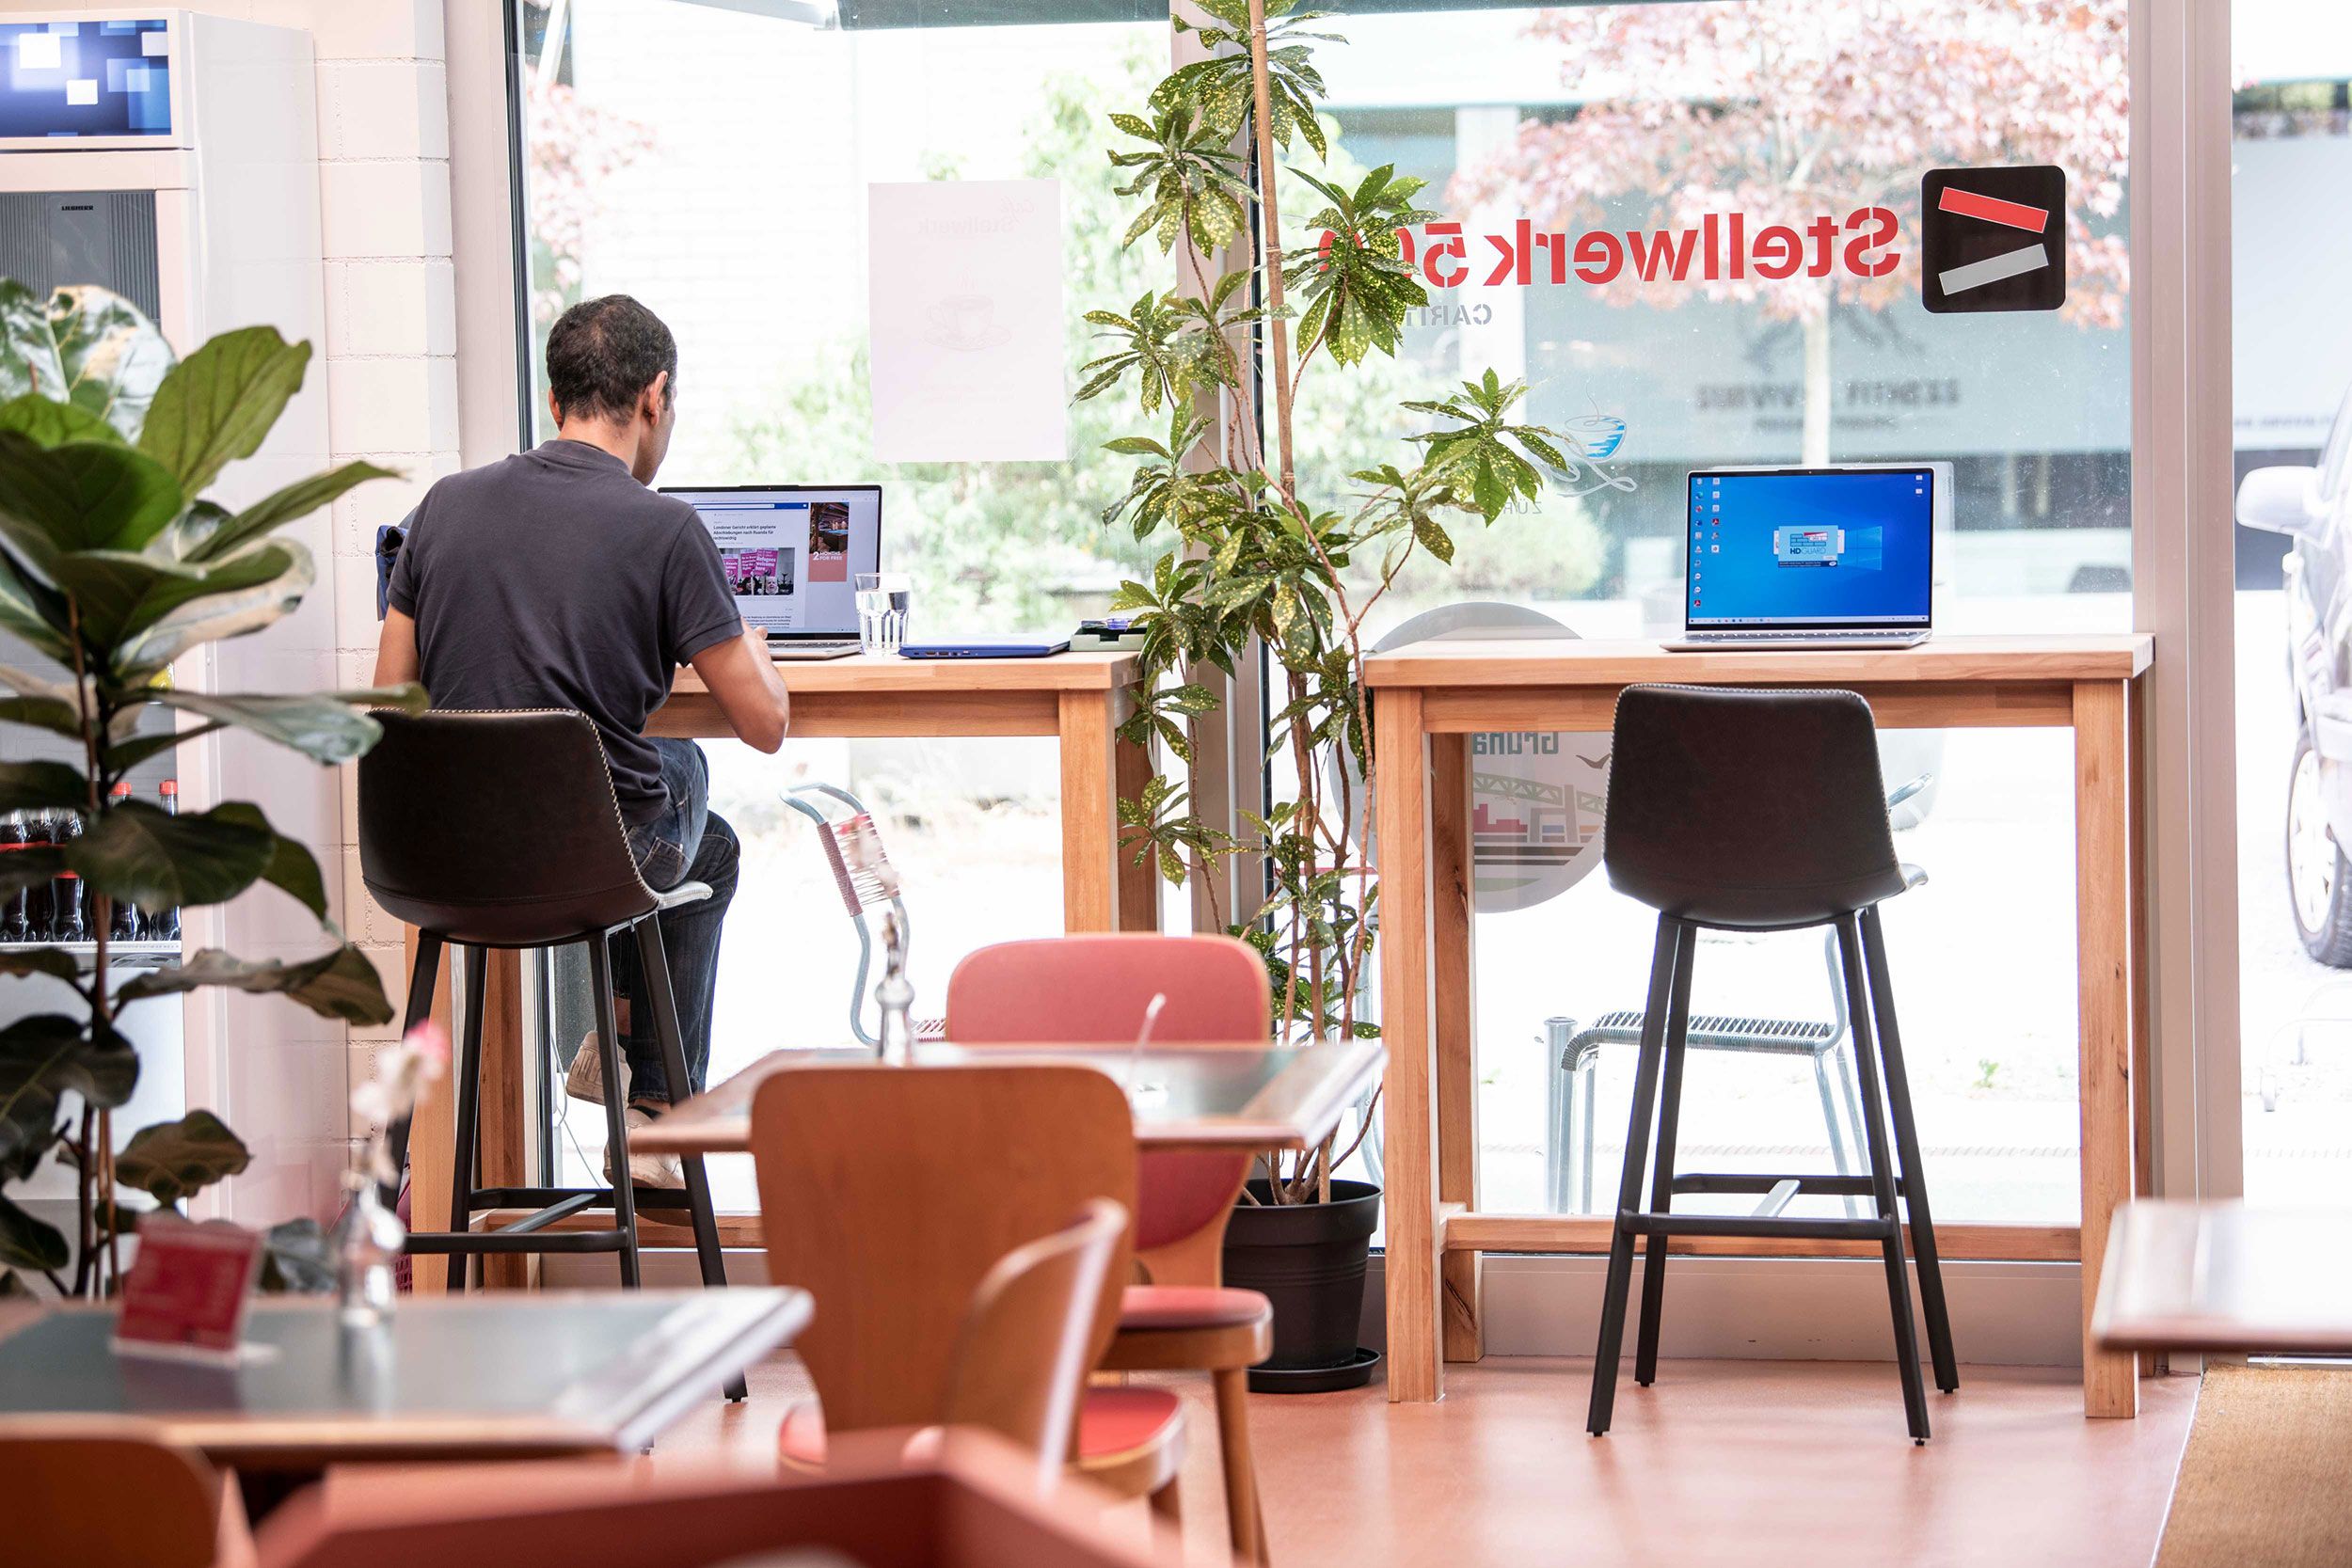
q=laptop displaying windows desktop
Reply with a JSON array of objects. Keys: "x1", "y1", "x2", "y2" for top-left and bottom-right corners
[
  {"x1": 1669, "y1": 465, "x2": 1945, "y2": 650},
  {"x1": 661, "y1": 484, "x2": 882, "y2": 659}
]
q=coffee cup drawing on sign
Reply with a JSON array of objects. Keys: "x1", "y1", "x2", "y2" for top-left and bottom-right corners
[{"x1": 926, "y1": 293, "x2": 1014, "y2": 353}]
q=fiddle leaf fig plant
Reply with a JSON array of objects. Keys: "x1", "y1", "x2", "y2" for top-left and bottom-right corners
[
  {"x1": 0, "y1": 281, "x2": 425, "y2": 1297},
  {"x1": 1082, "y1": 0, "x2": 1564, "y2": 1200}
]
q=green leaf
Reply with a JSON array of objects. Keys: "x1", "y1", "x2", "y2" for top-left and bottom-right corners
[
  {"x1": 0, "y1": 393, "x2": 123, "y2": 449},
  {"x1": 0, "y1": 759, "x2": 88, "y2": 816},
  {"x1": 0, "y1": 1192, "x2": 65, "y2": 1273},
  {"x1": 115, "y1": 1110, "x2": 251, "y2": 1207},
  {"x1": 214, "y1": 801, "x2": 331, "y2": 921},
  {"x1": 0, "y1": 847, "x2": 61, "y2": 912},
  {"x1": 0, "y1": 283, "x2": 175, "y2": 440},
  {"x1": 99, "y1": 727, "x2": 197, "y2": 774},
  {"x1": 137, "y1": 326, "x2": 311, "y2": 496},
  {"x1": 0, "y1": 1015, "x2": 138, "y2": 1175},
  {"x1": 118, "y1": 945, "x2": 394, "y2": 1026},
  {"x1": 1412, "y1": 515, "x2": 1454, "y2": 563},
  {"x1": 47, "y1": 539, "x2": 299, "y2": 651},
  {"x1": 152, "y1": 684, "x2": 422, "y2": 766},
  {"x1": 0, "y1": 947, "x2": 85, "y2": 987},
  {"x1": 0, "y1": 432, "x2": 185, "y2": 562},
  {"x1": 189, "y1": 460, "x2": 397, "y2": 563},
  {"x1": 65, "y1": 798, "x2": 277, "y2": 912},
  {"x1": 115, "y1": 539, "x2": 316, "y2": 679},
  {"x1": 0, "y1": 548, "x2": 75, "y2": 662}
]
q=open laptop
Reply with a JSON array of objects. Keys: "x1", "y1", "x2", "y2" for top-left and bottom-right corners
[
  {"x1": 660, "y1": 483, "x2": 882, "y2": 659},
  {"x1": 1667, "y1": 464, "x2": 1946, "y2": 650}
]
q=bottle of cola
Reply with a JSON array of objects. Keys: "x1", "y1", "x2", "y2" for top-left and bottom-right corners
[
  {"x1": 147, "y1": 782, "x2": 180, "y2": 942},
  {"x1": 106, "y1": 783, "x2": 138, "y2": 942},
  {"x1": 0, "y1": 813, "x2": 27, "y2": 942},
  {"x1": 49, "y1": 810, "x2": 84, "y2": 942},
  {"x1": 22, "y1": 812, "x2": 51, "y2": 942}
]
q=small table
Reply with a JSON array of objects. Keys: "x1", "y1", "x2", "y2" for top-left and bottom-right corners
[
  {"x1": 408, "y1": 650, "x2": 1156, "y2": 1291},
  {"x1": 2093, "y1": 1200, "x2": 2352, "y2": 1355},
  {"x1": 630, "y1": 1039, "x2": 1388, "y2": 1158},
  {"x1": 1364, "y1": 633, "x2": 2155, "y2": 1415},
  {"x1": 0, "y1": 1288, "x2": 811, "y2": 1472}
]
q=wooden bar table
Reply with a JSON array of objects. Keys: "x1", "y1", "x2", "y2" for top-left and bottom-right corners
[
  {"x1": 1365, "y1": 633, "x2": 2153, "y2": 1416},
  {"x1": 2093, "y1": 1200, "x2": 2352, "y2": 1355},
  {"x1": 406, "y1": 652, "x2": 1156, "y2": 1291}
]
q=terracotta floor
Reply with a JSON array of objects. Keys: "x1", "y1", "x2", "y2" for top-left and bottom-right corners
[{"x1": 661, "y1": 1355, "x2": 2200, "y2": 1568}]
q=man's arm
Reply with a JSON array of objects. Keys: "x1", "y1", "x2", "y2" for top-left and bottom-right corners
[
  {"x1": 374, "y1": 609, "x2": 420, "y2": 687},
  {"x1": 688, "y1": 621, "x2": 791, "y2": 753}
]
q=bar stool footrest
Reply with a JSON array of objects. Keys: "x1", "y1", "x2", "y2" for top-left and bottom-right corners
[
  {"x1": 405, "y1": 1226, "x2": 632, "y2": 1255},
  {"x1": 1615, "y1": 1209, "x2": 1897, "y2": 1242},
  {"x1": 1670, "y1": 1172, "x2": 1910, "y2": 1199}
]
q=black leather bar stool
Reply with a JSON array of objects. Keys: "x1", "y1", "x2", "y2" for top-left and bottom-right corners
[
  {"x1": 361, "y1": 711, "x2": 734, "y2": 1373},
  {"x1": 1587, "y1": 684, "x2": 1957, "y2": 1443}
]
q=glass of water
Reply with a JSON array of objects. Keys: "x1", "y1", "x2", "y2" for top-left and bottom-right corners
[{"x1": 855, "y1": 571, "x2": 912, "y2": 656}]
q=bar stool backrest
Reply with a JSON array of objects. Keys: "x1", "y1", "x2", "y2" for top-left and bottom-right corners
[
  {"x1": 1603, "y1": 684, "x2": 1906, "y2": 931},
  {"x1": 358, "y1": 708, "x2": 659, "y2": 947},
  {"x1": 750, "y1": 1063, "x2": 1138, "y2": 1435}
]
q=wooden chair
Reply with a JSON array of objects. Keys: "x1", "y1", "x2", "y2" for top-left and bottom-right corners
[
  {"x1": 750, "y1": 1064, "x2": 1184, "y2": 1525},
  {"x1": 251, "y1": 1438, "x2": 1181, "y2": 1568},
  {"x1": 946, "y1": 935, "x2": 1277, "y2": 1563},
  {"x1": 0, "y1": 1425, "x2": 254, "y2": 1568},
  {"x1": 947, "y1": 1198, "x2": 1128, "y2": 1494}
]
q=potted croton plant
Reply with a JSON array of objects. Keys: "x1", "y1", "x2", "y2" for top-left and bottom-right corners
[
  {"x1": 0, "y1": 280, "x2": 424, "y2": 1300},
  {"x1": 1084, "y1": 0, "x2": 1563, "y2": 1386}
]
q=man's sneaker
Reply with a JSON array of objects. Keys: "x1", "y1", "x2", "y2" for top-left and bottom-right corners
[
  {"x1": 607, "y1": 1104, "x2": 684, "y2": 1191},
  {"x1": 565, "y1": 1033, "x2": 612, "y2": 1105}
]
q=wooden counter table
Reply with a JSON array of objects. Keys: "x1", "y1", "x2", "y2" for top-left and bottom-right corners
[
  {"x1": 405, "y1": 651, "x2": 1155, "y2": 1291},
  {"x1": 1365, "y1": 633, "x2": 2154, "y2": 1417}
]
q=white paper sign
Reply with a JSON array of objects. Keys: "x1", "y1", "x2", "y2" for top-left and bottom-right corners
[{"x1": 867, "y1": 179, "x2": 1067, "y2": 464}]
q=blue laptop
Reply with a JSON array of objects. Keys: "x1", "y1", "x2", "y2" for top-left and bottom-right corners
[{"x1": 1667, "y1": 464, "x2": 1947, "y2": 650}]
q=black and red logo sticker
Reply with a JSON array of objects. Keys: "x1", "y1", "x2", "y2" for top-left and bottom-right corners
[{"x1": 1920, "y1": 165, "x2": 2066, "y2": 314}]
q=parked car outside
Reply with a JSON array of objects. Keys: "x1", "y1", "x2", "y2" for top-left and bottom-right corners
[{"x1": 2241, "y1": 386, "x2": 2352, "y2": 963}]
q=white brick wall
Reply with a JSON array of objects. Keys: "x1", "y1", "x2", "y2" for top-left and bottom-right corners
[{"x1": 163, "y1": 0, "x2": 464, "y2": 1138}]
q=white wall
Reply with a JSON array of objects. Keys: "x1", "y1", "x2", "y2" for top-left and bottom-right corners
[{"x1": 202, "y1": 0, "x2": 460, "y2": 1180}]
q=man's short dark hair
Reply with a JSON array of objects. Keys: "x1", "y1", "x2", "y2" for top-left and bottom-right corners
[{"x1": 545, "y1": 294, "x2": 677, "y2": 423}]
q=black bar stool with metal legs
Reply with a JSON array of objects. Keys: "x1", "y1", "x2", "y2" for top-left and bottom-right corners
[
  {"x1": 360, "y1": 709, "x2": 741, "y2": 1400},
  {"x1": 1586, "y1": 684, "x2": 1958, "y2": 1443}
]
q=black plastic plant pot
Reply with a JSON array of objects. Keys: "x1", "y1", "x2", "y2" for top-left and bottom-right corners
[{"x1": 1222, "y1": 1177, "x2": 1383, "y2": 1393}]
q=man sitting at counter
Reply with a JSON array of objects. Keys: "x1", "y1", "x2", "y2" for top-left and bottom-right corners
[{"x1": 373, "y1": 293, "x2": 793, "y2": 1187}]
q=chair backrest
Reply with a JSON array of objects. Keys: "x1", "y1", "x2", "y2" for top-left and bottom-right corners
[
  {"x1": 785, "y1": 784, "x2": 910, "y2": 1048},
  {"x1": 1, "y1": 1429, "x2": 235, "y2": 1568},
  {"x1": 1604, "y1": 685, "x2": 1905, "y2": 931},
  {"x1": 943, "y1": 1198, "x2": 1127, "y2": 1489},
  {"x1": 358, "y1": 709, "x2": 658, "y2": 946},
  {"x1": 946, "y1": 935, "x2": 1269, "y2": 1272},
  {"x1": 750, "y1": 1064, "x2": 1137, "y2": 1435},
  {"x1": 946, "y1": 934, "x2": 1269, "y2": 1047}
]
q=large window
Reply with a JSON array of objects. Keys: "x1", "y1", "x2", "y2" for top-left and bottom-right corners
[
  {"x1": 1290, "y1": 0, "x2": 2133, "y2": 1223},
  {"x1": 2230, "y1": 6, "x2": 2352, "y2": 1205},
  {"x1": 512, "y1": 0, "x2": 1173, "y2": 1200},
  {"x1": 510, "y1": 0, "x2": 2143, "y2": 1227}
]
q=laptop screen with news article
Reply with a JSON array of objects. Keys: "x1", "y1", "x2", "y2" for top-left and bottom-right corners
[
  {"x1": 662, "y1": 484, "x2": 882, "y2": 639},
  {"x1": 1684, "y1": 467, "x2": 1935, "y2": 631}
]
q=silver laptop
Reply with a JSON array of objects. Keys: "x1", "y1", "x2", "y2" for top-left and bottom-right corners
[
  {"x1": 661, "y1": 483, "x2": 883, "y2": 660},
  {"x1": 1666, "y1": 464, "x2": 1946, "y2": 651}
]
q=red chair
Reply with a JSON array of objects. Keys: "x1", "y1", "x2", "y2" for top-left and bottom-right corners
[{"x1": 947, "y1": 934, "x2": 1277, "y2": 1564}]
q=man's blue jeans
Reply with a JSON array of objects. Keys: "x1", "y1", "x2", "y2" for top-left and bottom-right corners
[{"x1": 608, "y1": 737, "x2": 737, "y2": 1106}]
